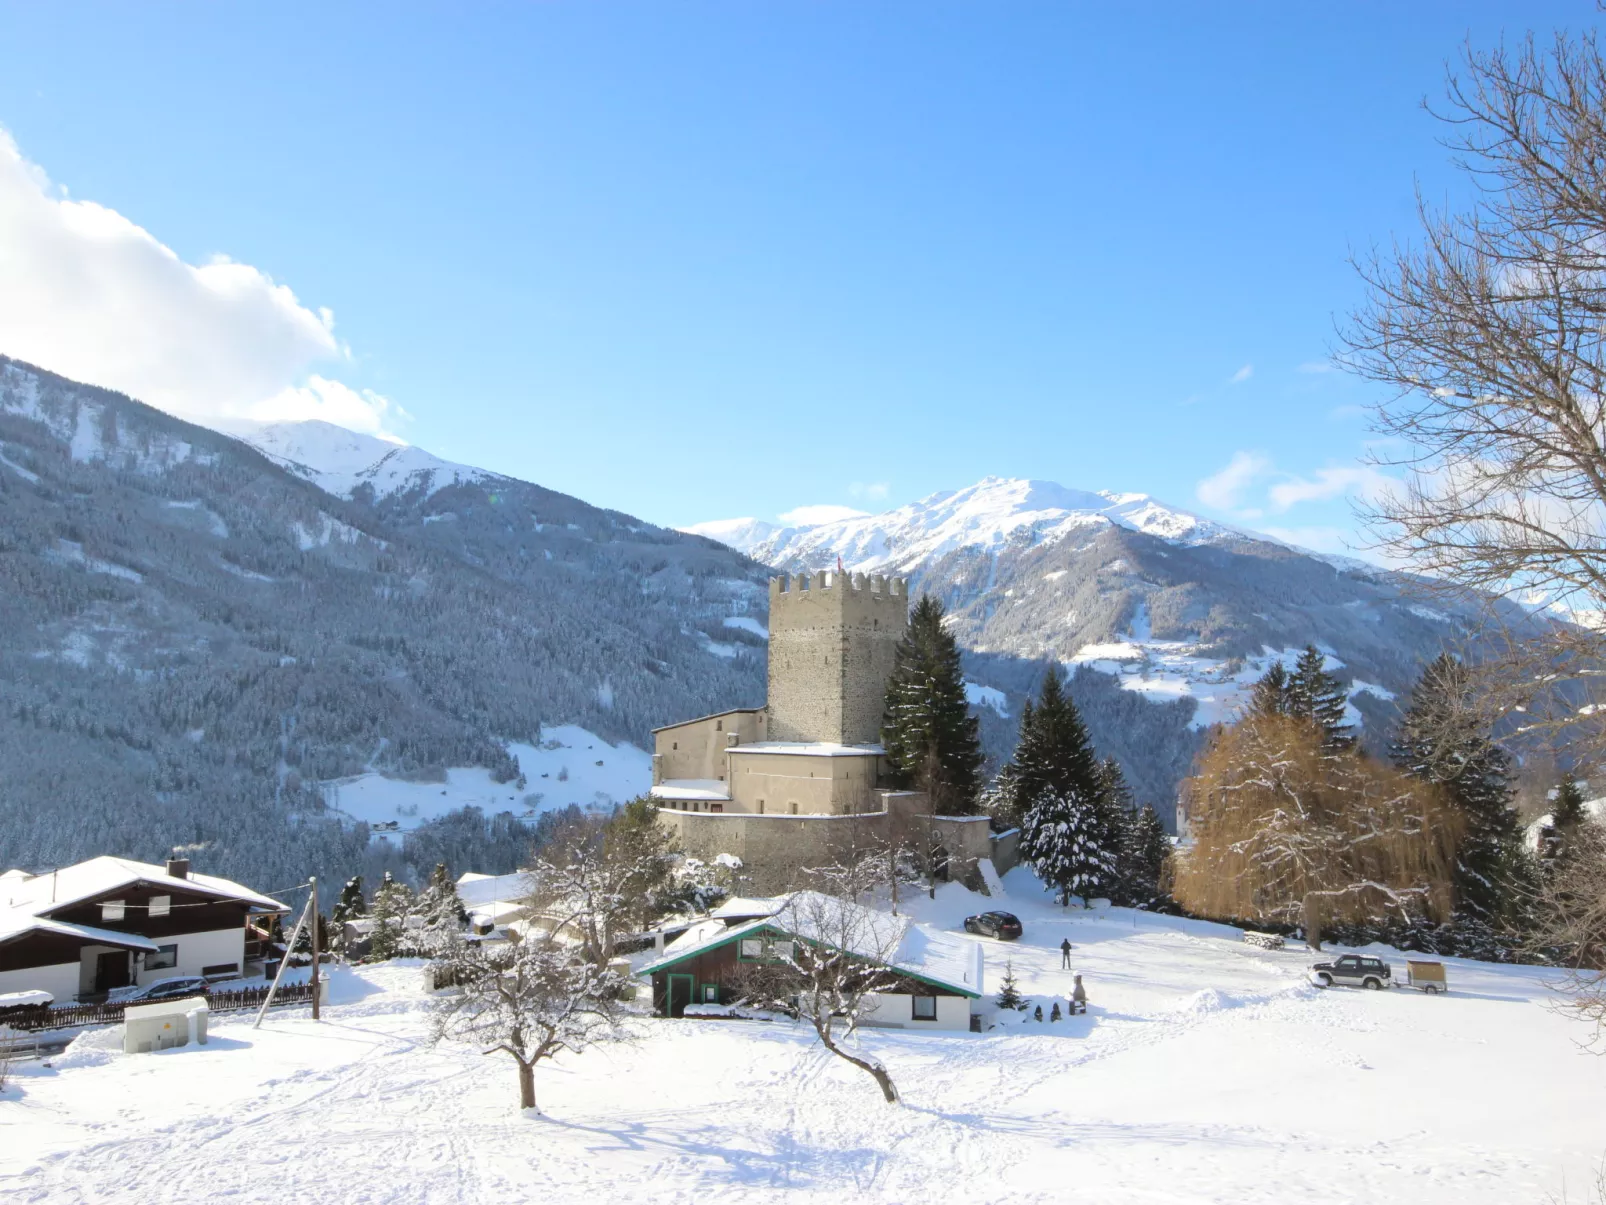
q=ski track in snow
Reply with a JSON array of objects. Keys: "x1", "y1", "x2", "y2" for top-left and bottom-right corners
[{"x1": 3, "y1": 873, "x2": 1598, "y2": 1204}]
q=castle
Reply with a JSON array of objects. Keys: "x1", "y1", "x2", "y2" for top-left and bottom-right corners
[{"x1": 651, "y1": 571, "x2": 1016, "y2": 893}]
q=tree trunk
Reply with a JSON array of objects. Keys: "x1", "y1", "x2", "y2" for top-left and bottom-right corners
[
  {"x1": 1303, "y1": 895, "x2": 1323, "y2": 951},
  {"x1": 517, "y1": 1059, "x2": 537, "y2": 1110},
  {"x1": 817, "y1": 1021, "x2": 899, "y2": 1103}
]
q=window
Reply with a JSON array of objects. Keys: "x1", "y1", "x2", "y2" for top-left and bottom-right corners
[
  {"x1": 702, "y1": 984, "x2": 718, "y2": 1003},
  {"x1": 101, "y1": 900, "x2": 126, "y2": 922},
  {"x1": 912, "y1": 995, "x2": 938, "y2": 1021},
  {"x1": 740, "y1": 938, "x2": 765, "y2": 959},
  {"x1": 770, "y1": 940, "x2": 794, "y2": 962},
  {"x1": 145, "y1": 944, "x2": 178, "y2": 971},
  {"x1": 149, "y1": 895, "x2": 171, "y2": 918}
]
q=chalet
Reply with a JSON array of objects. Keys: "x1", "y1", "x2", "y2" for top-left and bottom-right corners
[
  {"x1": 640, "y1": 891, "x2": 983, "y2": 1030},
  {"x1": 0, "y1": 856, "x2": 286, "y2": 1001}
]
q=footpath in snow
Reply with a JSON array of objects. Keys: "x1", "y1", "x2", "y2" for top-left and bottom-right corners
[{"x1": 3, "y1": 868, "x2": 1603, "y2": 1204}]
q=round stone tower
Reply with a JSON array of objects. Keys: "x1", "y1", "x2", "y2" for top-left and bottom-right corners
[{"x1": 765, "y1": 571, "x2": 909, "y2": 746}]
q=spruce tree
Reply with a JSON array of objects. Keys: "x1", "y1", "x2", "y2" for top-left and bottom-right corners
[
  {"x1": 329, "y1": 875, "x2": 366, "y2": 957},
  {"x1": 367, "y1": 872, "x2": 415, "y2": 962},
  {"x1": 416, "y1": 862, "x2": 468, "y2": 957},
  {"x1": 881, "y1": 595, "x2": 985, "y2": 813},
  {"x1": 1390, "y1": 653, "x2": 1526, "y2": 930},
  {"x1": 1119, "y1": 804, "x2": 1173, "y2": 909},
  {"x1": 1248, "y1": 662, "x2": 1293, "y2": 719},
  {"x1": 1288, "y1": 645, "x2": 1353, "y2": 750},
  {"x1": 1552, "y1": 773, "x2": 1587, "y2": 833},
  {"x1": 1010, "y1": 667, "x2": 1102, "y2": 806},
  {"x1": 1019, "y1": 787, "x2": 1119, "y2": 907},
  {"x1": 995, "y1": 960, "x2": 1025, "y2": 1011}
]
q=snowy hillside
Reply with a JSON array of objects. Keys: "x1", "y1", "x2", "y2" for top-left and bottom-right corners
[
  {"x1": 223, "y1": 418, "x2": 498, "y2": 500},
  {"x1": 6, "y1": 869, "x2": 1602, "y2": 1203},
  {"x1": 690, "y1": 477, "x2": 1240, "y2": 573}
]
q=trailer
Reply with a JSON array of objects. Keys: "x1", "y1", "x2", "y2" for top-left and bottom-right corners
[{"x1": 1401, "y1": 960, "x2": 1448, "y2": 994}]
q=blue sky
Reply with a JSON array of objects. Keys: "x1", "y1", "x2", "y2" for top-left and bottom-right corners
[{"x1": 0, "y1": 3, "x2": 1592, "y2": 553}]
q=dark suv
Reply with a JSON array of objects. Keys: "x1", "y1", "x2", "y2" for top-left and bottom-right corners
[
  {"x1": 1309, "y1": 954, "x2": 1391, "y2": 990},
  {"x1": 963, "y1": 911, "x2": 1023, "y2": 940}
]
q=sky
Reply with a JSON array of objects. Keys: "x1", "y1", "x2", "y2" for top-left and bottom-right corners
[{"x1": 0, "y1": 2, "x2": 1594, "y2": 556}]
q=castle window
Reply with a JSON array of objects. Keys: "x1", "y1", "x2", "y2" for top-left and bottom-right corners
[
  {"x1": 716, "y1": 720, "x2": 723, "y2": 731},
  {"x1": 672, "y1": 742, "x2": 678, "y2": 750},
  {"x1": 789, "y1": 802, "x2": 798, "y2": 815},
  {"x1": 710, "y1": 804, "x2": 723, "y2": 813}
]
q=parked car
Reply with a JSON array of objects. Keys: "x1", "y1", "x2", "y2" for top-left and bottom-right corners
[
  {"x1": 1309, "y1": 954, "x2": 1391, "y2": 990},
  {"x1": 109, "y1": 975, "x2": 211, "y2": 1004},
  {"x1": 963, "y1": 911, "x2": 1023, "y2": 940}
]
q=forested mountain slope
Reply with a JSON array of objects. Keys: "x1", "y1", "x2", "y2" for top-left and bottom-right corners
[{"x1": 0, "y1": 357, "x2": 767, "y2": 885}]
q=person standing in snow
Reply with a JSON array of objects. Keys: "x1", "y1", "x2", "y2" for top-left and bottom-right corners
[
  {"x1": 1060, "y1": 937, "x2": 1073, "y2": 969},
  {"x1": 1070, "y1": 973, "x2": 1087, "y2": 1015}
]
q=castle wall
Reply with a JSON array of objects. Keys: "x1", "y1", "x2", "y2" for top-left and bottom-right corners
[
  {"x1": 726, "y1": 750, "x2": 881, "y2": 815},
  {"x1": 766, "y1": 572, "x2": 907, "y2": 745},
  {"x1": 652, "y1": 709, "x2": 766, "y2": 785}
]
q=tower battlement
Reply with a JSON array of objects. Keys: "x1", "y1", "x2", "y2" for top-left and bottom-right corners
[{"x1": 765, "y1": 571, "x2": 909, "y2": 745}]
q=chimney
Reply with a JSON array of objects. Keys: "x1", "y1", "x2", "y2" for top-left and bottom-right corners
[{"x1": 166, "y1": 858, "x2": 190, "y2": 880}]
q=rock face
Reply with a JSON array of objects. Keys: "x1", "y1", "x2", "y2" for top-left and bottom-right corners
[
  {"x1": 689, "y1": 478, "x2": 1522, "y2": 819},
  {"x1": 0, "y1": 356, "x2": 767, "y2": 886}
]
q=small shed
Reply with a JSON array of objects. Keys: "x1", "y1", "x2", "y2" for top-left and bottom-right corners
[{"x1": 124, "y1": 995, "x2": 209, "y2": 1054}]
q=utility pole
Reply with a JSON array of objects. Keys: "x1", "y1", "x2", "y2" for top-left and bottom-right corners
[{"x1": 309, "y1": 877, "x2": 321, "y2": 1021}]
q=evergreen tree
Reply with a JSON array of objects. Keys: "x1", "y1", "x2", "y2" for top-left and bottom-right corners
[
  {"x1": 416, "y1": 862, "x2": 468, "y2": 957},
  {"x1": 1019, "y1": 787, "x2": 1119, "y2": 907},
  {"x1": 329, "y1": 875, "x2": 366, "y2": 957},
  {"x1": 1118, "y1": 804, "x2": 1173, "y2": 909},
  {"x1": 1552, "y1": 773, "x2": 1587, "y2": 833},
  {"x1": 1288, "y1": 645, "x2": 1353, "y2": 750},
  {"x1": 1390, "y1": 654, "x2": 1527, "y2": 929},
  {"x1": 1010, "y1": 667, "x2": 1102, "y2": 807},
  {"x1": 881, "y1": 595, "x2": 985, "y2": 813},
  {"x1": 980, "y1": 761, "x2": 1025, "y2": 831},
  {"x1": 995, "y1": 960, "x2": 1025, "y2": 1011},
  {"x1": 367, "y1": 872, "x2": 415, "y2": 962},
  {"x1": 1248, "y1": 662, "x2": 1294, "y2": 719}
]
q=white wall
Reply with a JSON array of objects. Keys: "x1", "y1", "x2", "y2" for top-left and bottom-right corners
[
  {"x1": 859, "y1": 991, "x2": 972, "y2": 1032},
  {"x1": 136, "y1": 927, "x2": 246, "y2": 985},
  {"x1": 0, "y1": 961, "x2": 79, "y2": 1003}
]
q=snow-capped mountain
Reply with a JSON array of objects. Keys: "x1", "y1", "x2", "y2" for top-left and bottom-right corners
[
  {"x1": 688, "y1": 477, "x2": 1238, "y2": 574},
  {"x1": 689, "y1": 475, "x2": 1530, "y2": 814},
  {"x1": 222, "y1": 419, "x2": 498, "y2": 500}
]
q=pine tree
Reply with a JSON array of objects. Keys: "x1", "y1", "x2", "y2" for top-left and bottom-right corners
[
  {"x1": 367, "y1": 872, "x2": 415, "y2": 962},
  {"x1": 1119, "y1": 804, "x2": 1173, "y2": 908},
  {"x1": 881, "y1": 595, "x2": 985, "y2": 813},
  {"x1": 1248, "y1": 662, "x2": 1294, "y2": 719},
  {"x1": 1019, "y1": 787, "x2": 1119, "y2": 907},
  {"x1": 1288, "y1": 645, "x2": 1353, "y2": 750},
  {"x1": 416, "y1": 862, "x2": 468, "y2": 957},
  {"x1": 329, "y1": 875, "x2": 366, "y2": 957},
  {"x1": 1010, "y1": 667, "x2": 1102, "y2": 807},
  {"x1": 995, "y1": 960, "x2": 1025, "y2": 1011},
  {"x1": 1553, "y1": 773, "x2": 1587, "y2": 833},
  {"x1": 1390, "y1": 653, "x2": 1527, "y2": 930}
]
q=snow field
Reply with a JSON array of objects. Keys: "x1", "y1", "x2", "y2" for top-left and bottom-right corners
[
  {"x1": 3, "y1": 871, "x2": 1603, "y2": 1204},
  {"x1": 322, "y1": 725, "x2": 651, "y2": 840}
]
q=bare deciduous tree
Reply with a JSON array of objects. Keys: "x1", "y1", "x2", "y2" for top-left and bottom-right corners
[
  {"x1": 732, "y1": 882, "x2": 906, "y2": 1104},
  {"x1": 1533, "y1": 817, "x2": 1606, "y2": 1048},
  {"x1": 1175, "y1": 715, "x2": 1459, "y2": 949},
  {"x1": 431, "y1": 935, "x2": 628, "y2": 1111},
  {"x1": 1341, "y1": 31, "x2": 1606, "y2": 751}
]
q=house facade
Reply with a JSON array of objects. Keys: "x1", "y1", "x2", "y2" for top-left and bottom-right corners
[
  {"x1": 640, "y1": 892, "x2": 982, "y2": 1031},
  {"x1": 651, "y1": 573, "x2": 1015, "y2": 892},
  {"x1": 0, "y1": 856, "x2": 286, "y2": 1000}
]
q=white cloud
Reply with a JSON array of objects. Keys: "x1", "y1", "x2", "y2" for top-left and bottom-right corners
[
  {"x1": 849, "y1": 481, "x2": 891, "y2": 502},
  {"x1": 1196, "y1": 451, "x2": 1271, "y2": 509},
  {"x1": 0, "y1": 128, "x2": 396, "y2": 436},
  {"x1": 778, "y1": 504, "x2": 869, "y2": 527},
  {"x1": 1267, "y1": 466, "x2": 1393, "y2": 511},
  {"x1": 1229, "y1": 363, "x2": 1253, "y2": 384}
]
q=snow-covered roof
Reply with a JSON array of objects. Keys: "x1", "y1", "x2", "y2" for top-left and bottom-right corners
[
  {"x1": 0, "y1": 989, "x2": 54, "y2": 1009},
  {"x1": 710, "y1": 896, "x2": 785, "y2": 922},
  {"x1": 641, "y1": 891, "x2": 982, "y2": 998},
  {"x1": 650, "y1": 779, "x2": 732, "y2": 802},
  {"x1": 0, "y1": 856, "x2": 286, "y2": 918},
  {"x1": 455, "y1": 870, "x2": 534, "y2": 909},
  {"x1": 726, "y1": 742, "x2": 885, "y2": 758},
  {"x1": 0, "y1": 912, "x2": 160, "y2": 952}
]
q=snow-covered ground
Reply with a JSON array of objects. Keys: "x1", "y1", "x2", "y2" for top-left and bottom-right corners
[
  {"x1": 322, "y1": 725, "x2": 651, "y2": 839},
  {"x1": 5, "y1": 870, "x2": 1602, "y2": 1204}
]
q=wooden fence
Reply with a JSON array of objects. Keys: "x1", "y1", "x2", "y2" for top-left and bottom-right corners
[{"x1": 0, "y1": 982, "x2": 317, "y2": 1034}]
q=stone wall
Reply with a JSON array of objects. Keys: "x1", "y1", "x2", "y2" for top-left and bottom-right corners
[
  {"x1": 725, "y1": 749, "x2": 881, "y2": 815},
  {"x1": 652, "y1": 708, "x2": 767, "y2": 785},
  {"x1": 766, "y1": 572, "x2": 908, "y2": 745}
]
